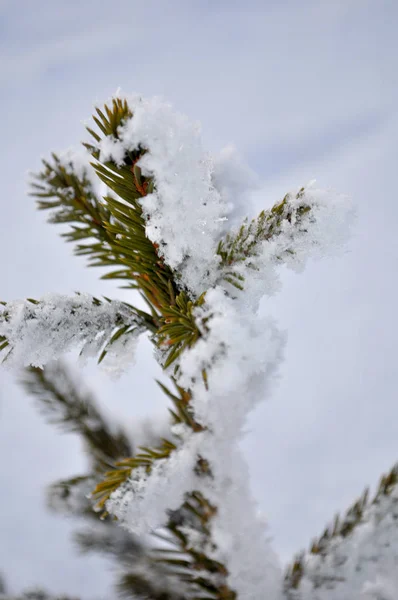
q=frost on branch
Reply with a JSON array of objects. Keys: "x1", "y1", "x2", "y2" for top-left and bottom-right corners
[{"x1": 0, "y1": 293, "x2": 144, "y2": 369}]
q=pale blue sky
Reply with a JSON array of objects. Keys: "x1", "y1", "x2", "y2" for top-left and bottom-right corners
[{"x1": 0, "y1": 1, "x2": 398, "y2": 597}]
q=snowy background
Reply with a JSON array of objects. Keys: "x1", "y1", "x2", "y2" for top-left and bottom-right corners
[{"x1": 0, "y1": 0, "x2": 398, "y2": 597}]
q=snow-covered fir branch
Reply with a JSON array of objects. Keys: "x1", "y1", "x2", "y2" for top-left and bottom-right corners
[
  {"x1": 286, "y1": 465, "x2": 398, "y2": 600},
  {"x1": 4, "y1": 93, "x2": 371, "y2": 599},
  {"x1": 0, "y1": 293, "x2": 144, "y2": 370}
]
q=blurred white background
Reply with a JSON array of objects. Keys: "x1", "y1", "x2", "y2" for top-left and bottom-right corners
[{"x1": 0, "y1": 1, "x2": 397, "y2": 597}]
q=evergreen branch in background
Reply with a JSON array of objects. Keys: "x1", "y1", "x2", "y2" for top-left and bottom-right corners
[
  {"x1": 73, "y1": 525, "x2": 187, "y2": 600},
  {"x1": 117, "y1": 571, "x2": 184, "y2": 600},
  {"x1": 285, "y1": 463, "x2": 398, "y2": 596},
  {"x1": 18, "y1": 358, "x2": 205, "y2": 598},
  {"x1": 19, "y1": 357, "x2": 216, "y2": 598},
  {"x1": 46, "y1": 475, "x2": 98, "y2": 518},
  {"x1": 73, "y1": 523, "x2": 142, "y2": 563},
  {"x1": 20, "y1": 363, "x2": 132, "y2": 469}
]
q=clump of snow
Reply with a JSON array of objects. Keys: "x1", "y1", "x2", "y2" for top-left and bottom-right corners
[
  {"x1": 0, "y1": 293, "x2": 143, "y2": 369},
  {"x1": 98, "y1": 95, "x2": 260, "y2": 296}
]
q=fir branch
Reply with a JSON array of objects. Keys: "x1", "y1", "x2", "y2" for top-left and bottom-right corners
[
  {"x1": 153, "y1": 492, "x2": 237, "y2": 599},
  {"x1": 84, "y1": 100, "x2": 179, "y2": 310},
  {"x1": 216, "y1": 188, "x2": 312, "y2": 289},
  {"x1": 30, "y1": 148, "x2": 175, "y2": 316},
  {"x1": 21, "y1": 362, "x2": 132, "y2": 469},
  {"x1": 284, "y1": 462, "x2": 398, "y2": 595},
  {"x1": 74, "y1": 524, "x2": 142, "y2": 563},
  {"x1": 116, "y1": 571, "x2": 184, "y2": 600},
  {"x1": 46, "y1": 475, "x2": 98, "y2": 518},
  {"x1": 91, "y1": 438, "x2": 178, "y2": 514},
  {"x1": 0, "y1": 293, "x2": 145, "y2": 368},
  {"x1": 156, "y1": 379, "x2": 203, "y2": 433}
]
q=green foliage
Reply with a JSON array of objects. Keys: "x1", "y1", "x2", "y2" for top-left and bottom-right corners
[
  {"x1": 156, "y1": 379, "x2": 203, "y2": 432},
  {"x1": 85, "y1": 98, "x2": 132, "y2": 146},
  {"x1": 157, "y1": 291, "x2": 205, "y2": 371}
]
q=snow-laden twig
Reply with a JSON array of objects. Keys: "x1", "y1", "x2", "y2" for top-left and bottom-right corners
[
  {"x1": 291, "y1": 474, "x2": 398, "y2": 599},
  {"x1": 0, "y1": 293, "x2": 144, "y2": 369}
]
